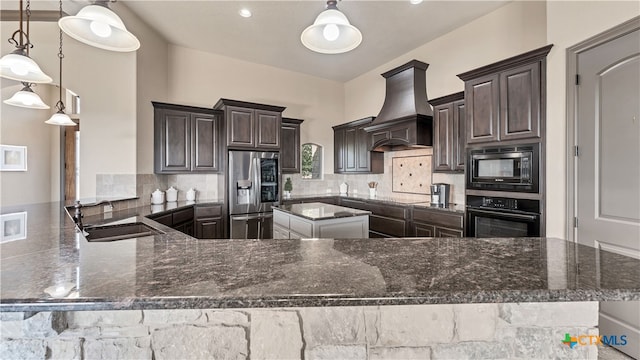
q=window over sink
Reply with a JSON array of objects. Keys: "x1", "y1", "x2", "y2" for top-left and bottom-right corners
[{"x1": 301, "y1": 143, "x2": 322, "y2": 179}]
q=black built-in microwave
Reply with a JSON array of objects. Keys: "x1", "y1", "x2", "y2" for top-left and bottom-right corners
[{"x1": 466, "y1": 143, "x2": 539, "y2": 193}]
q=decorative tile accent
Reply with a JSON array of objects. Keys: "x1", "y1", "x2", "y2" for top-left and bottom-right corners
[{"x1": 392, "y1": 155, "x2": 432, "y2": 194}]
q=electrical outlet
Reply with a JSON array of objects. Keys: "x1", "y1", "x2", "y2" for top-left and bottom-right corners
[{"x1": 103, "y1": 205, "x2": 113, "y2": 213}]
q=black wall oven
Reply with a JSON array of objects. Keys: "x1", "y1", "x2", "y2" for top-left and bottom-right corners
[
  {"x1": 467, "y1": 143, "x2": 539, "y2": 193},
  {"x1": 466, "y1": 195, "x2": 541, "y2": 237}
]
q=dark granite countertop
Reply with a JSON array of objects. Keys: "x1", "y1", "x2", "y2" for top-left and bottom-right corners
[
  {"x1": 284, "y1": 193, "x2": 465, "y2": 213},
  {"x1": 275, "y1": 203, "x2": 371, "y2": 220},
  {"x1": 2, "y1": 203, "x2": 640, "y2": 312}
]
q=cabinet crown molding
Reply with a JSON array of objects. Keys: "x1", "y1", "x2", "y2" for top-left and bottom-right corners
[
  {"x1": 213, "y1": 98, "x2": 286, "y2": 113},
  {"x1": 457, "y1": 44, "x2": 553, "y2": 81}
]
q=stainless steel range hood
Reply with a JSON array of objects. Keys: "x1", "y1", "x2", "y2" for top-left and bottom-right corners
[{"x1": 364, "y1": 60, "x2": 433, "y2": 152}]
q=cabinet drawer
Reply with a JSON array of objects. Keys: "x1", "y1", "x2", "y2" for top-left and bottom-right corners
[
  {"x1": 436, "y1": 227, "x2": 464, "y2": 238},
  {"x1": 370, "y1": 215, "x2": 406, "y2": 237},
  {"x1": 413, "y1": 208, "x2": 463, "y2": 230},
  {"x1": 150, "y1": 213, "x2": 173, "y2": 227},
  {"x1": 339, "y1": 199, "x2": 408, "y2": 220},
  {"x1": 173, "y1": 207, "x2": 194, "y2": 225},
  {"x1": 195, "y1": 204, "x2": 222, "y2": 218},
  {"x1": 339, "y1": 199, "x2": 368, "y2": 211}
]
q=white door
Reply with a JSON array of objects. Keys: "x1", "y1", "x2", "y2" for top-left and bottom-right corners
[{"x1": 576, "y1": 27, "x2": 640, "y2": 358}]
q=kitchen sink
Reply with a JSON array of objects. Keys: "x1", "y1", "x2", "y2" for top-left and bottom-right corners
[{"x1": 83, "y1": 222, "x2": 164, "y2": 242}]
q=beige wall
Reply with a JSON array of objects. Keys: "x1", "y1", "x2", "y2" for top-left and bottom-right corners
[
  {"x1": 545, "y1": 1, "x2": 640, "y2": 238},
  {"x1": 166, "y1": 46, "x2": 345, "y2": 173},
  {"x1": 114, "y1": 2, "x2": 169, "y2": 175},
  {"x1": 0, "y1": 78, "x2": 57, "y2": 206},
  {"x1": 344, "y1": 1, "x2": 547, "y2": 121}
]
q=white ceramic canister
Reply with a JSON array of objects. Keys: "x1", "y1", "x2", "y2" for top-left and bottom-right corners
[
  {"x1": 186, "y1": 188, "x2": 196, "y2": 201},
  {"x1": 151, "y1": 189, "x2": 165, "y2": 205},
  {"x1": 166, "y1": 186, "x2": 178, "y2": 202},
  {"x1": 339, "y1": 182, "x2": 348, "y2": 195}
]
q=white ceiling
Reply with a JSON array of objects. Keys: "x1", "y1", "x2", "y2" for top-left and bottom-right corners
[{"x1": 2, "y1": 0, "x2": 511, "y2": 82}]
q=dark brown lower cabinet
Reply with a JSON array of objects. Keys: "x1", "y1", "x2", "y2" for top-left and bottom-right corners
[
  {"x1": 411, "y1": 207, "x2": 464, "y2": 238},
  {"x1": 194, "y1": 204, "x2": 224, "y2": 239},
  {"x1": 147, "y1": 204, "x2": 224, "y2": 239},
  {"x1": 340, "y1": 198, "x2": 409, "y2": 238},
  {"x1": 413, "y1": 223, "x2": 436, "y2": 237},
  {"x1": 147, "y1": 207, "x2": 194, "y2": 237},
  {"x1": 195, "y1": 218, "x2": 222, "y2": 239}
]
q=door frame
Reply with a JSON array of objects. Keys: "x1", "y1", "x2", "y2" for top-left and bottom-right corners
[{"x1": 565, "y1": 16, "x2": 640, "y2": 242}]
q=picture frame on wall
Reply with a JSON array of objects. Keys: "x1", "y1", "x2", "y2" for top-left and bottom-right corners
[
  {"x1": 0, "y1": 212, "x2": 28, "y2": 243},
  {"x1": 0, "y1": 145, "x2": 27, "y2": 171}
]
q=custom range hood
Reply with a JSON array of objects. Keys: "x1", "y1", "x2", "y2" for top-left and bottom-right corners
[{"x1": 364, "y1": 60, "x2": 433, "y2": 151}]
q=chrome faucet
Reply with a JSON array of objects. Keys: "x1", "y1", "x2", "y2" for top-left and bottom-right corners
[
  {"x1": 73, "y1": 200, "x2": 84, "y2": 231},
  {"x1": 94, "y1": 199, "x2": 114, "y2": 210}
]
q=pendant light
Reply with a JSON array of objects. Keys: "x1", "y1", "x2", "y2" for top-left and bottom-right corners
[
  {"x1": 4, "y1": 0, "x2": 50, "y2": 109},
  {"x1": 0, "y1": 0, "x2": 53, "y2": 83},
  {"x1": 58, "y1": 0, "x2": 140, "y2": 52},
  {"x1": 301, "y1": 0, "x2": 362, "y2": 54},
  {"x1": 46, "y1": 0, "x2": 76, "y2": 127},
  {"x1": 4, "y1": 83, "x2": 49, "y2": 109}
]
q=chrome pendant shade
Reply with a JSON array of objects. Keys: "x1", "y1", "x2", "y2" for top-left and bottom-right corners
[
  {"x1": 301, "y1": 0, "x2": 362, "y2": 54},
  {"x1": 4, "y1": 83, "x2": 49, "y2": 109},
  {"x1": 58, "y1": 3, "x2": 140, "y2": 52}
]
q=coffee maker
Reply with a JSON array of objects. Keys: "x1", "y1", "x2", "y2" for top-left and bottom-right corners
[{"x1": 430, "y1": 183, "x2": 451, "y2": 206}]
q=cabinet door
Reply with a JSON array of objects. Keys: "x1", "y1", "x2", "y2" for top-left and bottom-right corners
[
  {"x1": 433, "y1": 103, "x2": 454, "y2": 171},
  {"x1": 192, "y1": 113, "x2": 221, "y2": 172},
  {"x1": 453, "y1": 100, "x2": 466, "y2": 171},
  {"x1": 355, "y1": 125, "x2": 372, "y2": 172},
  {"x1": 466, "y1": 74, "x2": 499, "y2": 144},
  {"x1": 413, "y1": 223, "x2": 436, "y2": 237},
  {"x1": 334, "y1": 128, "x2": 345, "y2": 173},
  {"x1": 255, "y1": 110, "x2": 280, "y2": 149},
  {"x1": 273, "y1": 224, "x2": 290, "y2": 239},
  {"x1": 157, "y1": 109, "x2": 191, "y2": 172},
  {"x1": 281, "y1": 121, "x2": 301, "y2": 173},
  {"x1": 436, "y1": 227, "x2": 464, "y2": 238},
  {"x1": 195, "y1": 218, "x2": 222, "y2": 239},
  {"x1": 344, "y1": 127, "x2": 357, "y2": 171},
  {"x1": 499, "y1": 62, "x2": 541, "y2": 141},
  {"x1": 227, "y1": 106, "x2": 255, "y2": 148}
]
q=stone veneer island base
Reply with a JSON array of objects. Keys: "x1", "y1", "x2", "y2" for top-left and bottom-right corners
[{"x1": 1, "y1": 302, "x2": 598, "y2": 359}]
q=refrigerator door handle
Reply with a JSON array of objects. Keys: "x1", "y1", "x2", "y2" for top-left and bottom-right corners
[
  {"x1": 254, "y1": 156, "x2": 261, "y2": 208},
  {"x1": 258, "y1": 219, "x2": 262, "y2": 239}
]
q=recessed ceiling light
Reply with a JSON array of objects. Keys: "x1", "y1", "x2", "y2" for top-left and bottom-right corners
[
  {"x1": 239, "y1": 8, "x2": 252, "y2": 18},
  {"x1": 410, "y1": 0, "x2": 424, "y2": 4}
]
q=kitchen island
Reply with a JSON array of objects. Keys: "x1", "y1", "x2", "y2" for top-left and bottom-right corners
[
  {"x1": 273, "y1": 202, "x2": 370, "y2": 239},
  {"x1": 1, "y1": 202, "x2": 639, "y2": 359}
]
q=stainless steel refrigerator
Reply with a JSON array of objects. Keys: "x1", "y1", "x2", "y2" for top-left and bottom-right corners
[{"x1": 228, "y1": 151, "x2": 279, "y2": 238}]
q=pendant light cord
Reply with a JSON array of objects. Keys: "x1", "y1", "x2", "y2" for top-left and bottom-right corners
[{"x1": 56, "y1": 0, "x2": 65, "y2": 112}]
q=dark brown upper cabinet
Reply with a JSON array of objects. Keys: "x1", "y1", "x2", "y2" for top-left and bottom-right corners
[
  {"x1": 153, "y1": 102, "x2": 223, "y2": 174},
  {"x1": 214, "y1": 99, "x2": 285, "y2": 150},
  {"x1": 333, "y1": 117, "x2": 383, "y2": 174},
  {"x1": 281, "y1": 118, "x2": 304, "y2": 174},
  {"x1": 429, "y1": 92, "x2": 465, "y2": 173},
  {"x1": 458, "y1": 44, "x2": 552, "y2": 145}
]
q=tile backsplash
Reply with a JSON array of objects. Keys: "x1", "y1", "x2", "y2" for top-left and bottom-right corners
[
  {"x1": 287, "y1": 148, "x2": 466, "y2": 205},
  {"x1": 94, "y1": 147, "x2": 466, "y2": 212}
]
